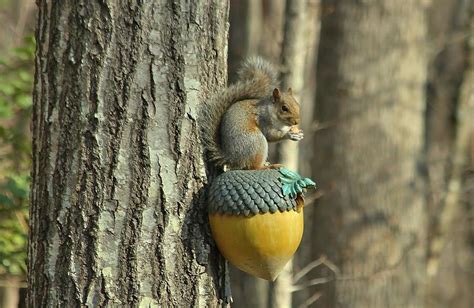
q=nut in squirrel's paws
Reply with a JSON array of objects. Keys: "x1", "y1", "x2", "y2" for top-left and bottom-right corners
[{"x1": 288, "y1": 126, "x2": 304, "y2": 141}]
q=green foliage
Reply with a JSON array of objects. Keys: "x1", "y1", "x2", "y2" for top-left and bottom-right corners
[
  {"x1": 0, "y1": 176, "x2": 29, "y2": 275},
  {"x1": 0, "y1": 35, "x2": 34, "y2": 277}
]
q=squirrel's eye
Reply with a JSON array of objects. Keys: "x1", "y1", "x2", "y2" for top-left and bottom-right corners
[{"x1": 281, "y1": 105, "x2": 289, "y2": 112}]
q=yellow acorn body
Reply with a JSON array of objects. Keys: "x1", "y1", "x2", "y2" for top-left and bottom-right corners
[{"x1": 209, "y1": 206, "x2": 304, "y2": 281}]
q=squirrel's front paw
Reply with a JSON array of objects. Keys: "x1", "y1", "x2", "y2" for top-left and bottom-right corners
[{"x1": 288, "y1": 127, "x2": 304, "y2": 141}]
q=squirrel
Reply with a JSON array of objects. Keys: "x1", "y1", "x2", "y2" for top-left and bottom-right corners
[{"x1": 200, "y1": 57, "x2": 304, "y2": 170}]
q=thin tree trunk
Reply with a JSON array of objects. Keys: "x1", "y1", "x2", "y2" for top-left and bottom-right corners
[
  {"x1": 269, "y1": 0, "x2": 315, "y2": 307},
  {"x1": 288, "y1": 1, "x2": 321, "y2": 307},
  {"x1": 0, "y1": 279, "x2": 20, "y2": 308},
  {"x1": 259, "y1": 0, "x2": 287, "y2": 64},
  {"x1": 228, "y1": 0, "x2": 263, "y2": 83},
  {"x1": 424, "y1": 0, "x2": 474, "y2": 306},
  {"x1": 28, "y1": 1, "x2": 229, "y2": 306},
  {"x1": 260, "y1": 0, "x2": 287, "y2": 166},
  {"x1": 425, "y1": 2, "x2": 474, "y2": 306},
  {"x1": 228, "y1": 2, "x2": 286, "y2": 308},
  {"x1": 425, "y1": 0, "x2": 471, "y2": 276},
  {"x1": 310, "y1": 1, "x2": 428, "y2": 306},
  {"x1": 227, "y1": 2, "x2": 269, "y2": 307}
]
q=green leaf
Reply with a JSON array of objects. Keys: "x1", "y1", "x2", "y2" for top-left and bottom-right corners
[
  {"x1": 0, "y1": 82, "x2": 15, "y2": 96},
  {"x1": 303, "y1": 178, "x2": 316, "y2": 187},
  {"x1": 278, "y1": 167, "x2": 317, "y2": 198},
  {"x1": 18, "y1": 70, "x2": 32, "y2": 83},
  {"x1": 0, "y1": 194, "x2": 14, "y2": 207},
  {"x1": 0, "y1": 34, "x2": 33, "y2": 277},
  {"x1": 16, "y1": 94, "x2": 32, "y2": 108}
]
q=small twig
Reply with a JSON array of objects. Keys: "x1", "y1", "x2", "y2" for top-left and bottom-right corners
[
  {"x1": 293, "y1": 255, "x2": 341, "y2": 284},
  {"x1": 298, "y1": 291, "x2": 323, "y2": 308},
  {"x1": 15, "y1": 211, "x2": 28, "y2": 233},
  {"x1": 322, "y1": 257, "x2": 341, "y2": 276},
  {"x1": 293, "y1": 256, "x2": 326, "y2": 282},
  {"x1": 291, "y1": 277, "x2": 332, "y2": 292},
  {"x1": 0, "y1": 279, "x2": 27, "y2": 288}
]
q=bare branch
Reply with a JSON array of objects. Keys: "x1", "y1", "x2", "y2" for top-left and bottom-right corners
[
  {"x1": 291, "y1": 277, "x2": 332, "y2": 292},
  {"x1": 298, "y1": 292, "x2": 323, "y2": 308},
  {"x1": 293, "y1": 256, "x2": 326, "y2": 282}
]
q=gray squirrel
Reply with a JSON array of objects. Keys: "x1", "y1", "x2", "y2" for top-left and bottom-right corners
[{"x1": 200, "y1": 57, "x2": 304, "y2": 170}]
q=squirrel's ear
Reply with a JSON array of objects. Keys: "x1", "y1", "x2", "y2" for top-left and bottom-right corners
[
  {"x1": 287, "y1": 87, "x2": 293, "y2": 94},
  {"x1": 273, "y1": 88, "x2": 281, "y2": 101}
]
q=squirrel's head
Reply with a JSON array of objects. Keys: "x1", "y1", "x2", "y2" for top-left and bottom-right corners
[{"x1": 272, "y1": 88, "x2": 300, "y2": 126}]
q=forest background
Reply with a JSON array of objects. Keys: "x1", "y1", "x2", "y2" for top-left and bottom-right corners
[{"x1": 0, "y1": 0, "x2": 473, "y2": 307}]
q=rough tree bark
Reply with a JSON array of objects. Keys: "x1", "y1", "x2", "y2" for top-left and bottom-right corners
[
  {"x1": 28, "y1": 1, "x2": 229, "y2": 307},
  {"x1": 310, "y1": 1, "x2": 428, "y2": 306}
]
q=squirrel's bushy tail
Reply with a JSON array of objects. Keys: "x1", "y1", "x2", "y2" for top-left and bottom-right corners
[
  {"x1": 237, "y1": 56, "x2": 278, "y2": 85},
  {"x1": 200, "y1": 57, "x2": 278, "y2": 167}
]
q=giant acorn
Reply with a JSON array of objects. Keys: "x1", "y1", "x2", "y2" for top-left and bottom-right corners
[{"x1": 208, "y1": 167, "x2": 316, "y2": 280}]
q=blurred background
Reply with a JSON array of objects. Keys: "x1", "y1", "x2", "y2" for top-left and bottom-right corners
[
  {"x1": 0, "y1": 0, "x2": 473, "y2": 307},
  {"x1": 0, "y1": 0, "x2": 35, "y2": 307},
  {"x1": 227, "y1": 0, "x2": 473, "y2": 307}
]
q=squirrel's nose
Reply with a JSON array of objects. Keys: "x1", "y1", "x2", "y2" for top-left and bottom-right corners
[{"x1": 293, "y1": 118, "x2": 299, "y2": 125}]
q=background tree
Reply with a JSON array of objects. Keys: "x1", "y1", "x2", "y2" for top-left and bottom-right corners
[
  {"x1": 269, "y1": 0, "x2": 319, "y2": 307},
  {"x1": 227, "y1": 1, "x2": 320, "y2": 307},
  {"x1": 0, "y1": 0, "x2": 472, "y2": 307},
  {"x1": 309, "y1": 1, "x2": 429, "y2": 306},
  {"x1": 0, "y1": 1, "x2": 36, "y2": 307},
  {"x1": 227, "y1": 1, "x2": 285, "y2": 307},
  {"x1": 28, "y1": 1, "x2": 229, "y2": 306},
  {"x1": 425, "y1": 0, "x2": 474, "y2": 306}
]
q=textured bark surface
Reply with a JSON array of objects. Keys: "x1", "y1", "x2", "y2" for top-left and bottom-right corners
[
  {"x1": 28, "y1": 1, "x2": 229, "y2": 307},
  {"x1": 310, "y1": 1, "x2": 428, "y2": 306}
]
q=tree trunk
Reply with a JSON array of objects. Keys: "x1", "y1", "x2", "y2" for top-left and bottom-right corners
[
  {"x1": 227, "y1": 2, "x2": 285, "y2": 308},
  {"x1": 310, "y1": 1, "x2": 428, "y2": 306},
  {"x1": 227, "y1": 2, "x2": 269, "y2": 307},
  {"x1": 259, "y1": 0, "x2": 287, "y2": 65},
  {"x1": 228, "y1": 0, "x2": 263, "y2": 83},
  {"x1": 285, "y1": 1, "x2": 322, "y2": 306},
  {"x1": 0, "y1": 278, "x2": 20, "y2": 308},
  {"x1": 269, "y1": 0, "x2": 318, "y2": 307},
  {"x1": 28, "y1": 1, "x2": 229, "y2": 307},
  {"x1": 425, "y1": 2, "x2": 474, "y2": 306},
  {"x1": 425, "y1": 0, "x2": 470, "y2": 276},
  {"x1": 424, "y1": 0, "x2": 474, "y2": 306}
]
